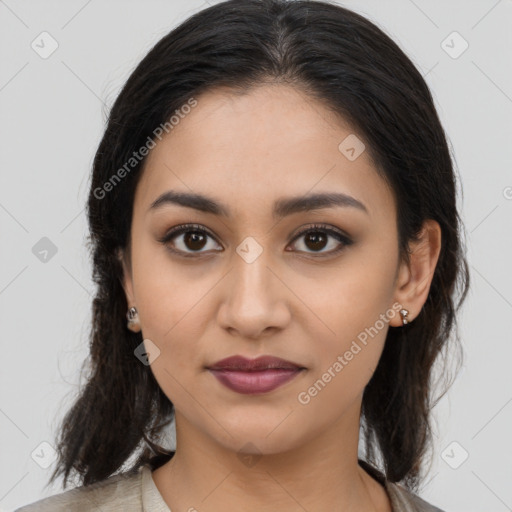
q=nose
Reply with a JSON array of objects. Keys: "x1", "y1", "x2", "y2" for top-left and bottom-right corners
[{"x1": 216, "y1": 248, "x2": 291, "y2": 340}]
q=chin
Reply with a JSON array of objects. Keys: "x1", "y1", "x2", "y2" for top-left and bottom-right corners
[{"x1": 209, "y1": 421, "x2": 304, "y2": 456}]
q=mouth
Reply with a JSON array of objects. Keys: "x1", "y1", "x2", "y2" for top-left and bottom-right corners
[{"x1": 206, "y1": 355, "x2": 306, "y2": 395}]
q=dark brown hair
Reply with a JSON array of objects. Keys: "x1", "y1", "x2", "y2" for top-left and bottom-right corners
[{"x1": 48, "y1": 0, "x2": 470, "y2": 494}]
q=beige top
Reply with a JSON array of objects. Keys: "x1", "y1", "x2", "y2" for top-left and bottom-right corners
[{"x1": 15, "y1": 464, "x2": 445, "y2": 512}]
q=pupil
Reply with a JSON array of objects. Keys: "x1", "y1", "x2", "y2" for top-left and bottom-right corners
[
  {"x1": 306, "y1": 232, "x2": 327, "y2": 251},
  {"x1": 186, "y1": 232, "x2": 206, "y2": 251}
]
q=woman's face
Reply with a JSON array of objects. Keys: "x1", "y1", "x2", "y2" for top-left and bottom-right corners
[{"x1": 121, "y1": 84, "x2": 407, "y2": 456}]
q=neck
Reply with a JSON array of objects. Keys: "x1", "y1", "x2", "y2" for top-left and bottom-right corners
[{"x1": 152, "y1": 398, "x2": 391, "y2": 512}]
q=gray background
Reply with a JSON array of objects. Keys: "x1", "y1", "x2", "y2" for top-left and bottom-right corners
[{"x1": 1, "y1": 1, "x2": 511, "y2": 511}]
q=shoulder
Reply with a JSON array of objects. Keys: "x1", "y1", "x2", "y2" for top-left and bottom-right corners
[
  {"x1": 14, "y1": 466, "x2": 143, "y2": 512},
  {"x1": 358, "y1": 459, "x2": 446, "y2": 512},
  {"x1": 385, "y1": 481, "x2": 446, "y2": 512}
]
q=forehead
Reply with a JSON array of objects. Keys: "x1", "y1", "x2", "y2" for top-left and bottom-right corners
[{"x1": 135, "y1": 84, "x2": 395, "y2": 222}]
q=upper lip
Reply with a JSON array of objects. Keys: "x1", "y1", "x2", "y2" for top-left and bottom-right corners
[{"x1": 207, "y1": 355, "x2": 304, "y2": 372}]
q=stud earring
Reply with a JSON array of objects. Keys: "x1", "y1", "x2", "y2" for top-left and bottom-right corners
[
  {"x1": 126, "y1": 306, "x2": 141, "y2": 332},
  {"x1": 399, "y1": 308, "x2": 410, "y2": 326}
]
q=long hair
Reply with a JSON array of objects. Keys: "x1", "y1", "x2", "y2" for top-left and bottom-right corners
[{"x1": 48, "y1": 0, "x2": 470, "y2": 493}]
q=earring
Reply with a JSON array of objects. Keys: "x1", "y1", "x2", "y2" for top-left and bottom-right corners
[
  {"x1": 399, "y1": 308, "x2": 410, "y2": 326},
  {"x1": 126, "y1": 306, "x2": 141, "y2": 332}
]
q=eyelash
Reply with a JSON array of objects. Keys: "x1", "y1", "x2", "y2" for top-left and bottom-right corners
[{"x1": 158, "y1": 223, "x2": 353, "y2": 259}]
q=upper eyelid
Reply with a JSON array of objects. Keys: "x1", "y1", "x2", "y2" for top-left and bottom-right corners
[
  {"x1": 291, "y1": 224, "x2": 350, "y2": 239},
  {"x1": 161, "y1": 223, "x2": 218, "y2": 241}
]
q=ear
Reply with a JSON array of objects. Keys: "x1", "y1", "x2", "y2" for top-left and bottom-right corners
[
  {"x1": 116, "y1": 247, "x2": 135, "y2": 306},
  {"x1": 389, "y1": 219, "x2": 442, "y2": 327}
]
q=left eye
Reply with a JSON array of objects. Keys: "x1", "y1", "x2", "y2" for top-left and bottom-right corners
[
  {"x1": 288, "y1": 225, "x2": 352, "y2": 255},
  {"x1": 158, "y1": 223, "x2": 352, "y2": 257}
]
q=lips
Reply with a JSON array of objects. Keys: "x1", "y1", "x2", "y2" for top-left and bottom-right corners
[
  {"x1": 207, "y1": 355, "x2": 305, "y2": 395},
  {"x1": 208, "y1": 355, "x2": 303, "y2": 372}
]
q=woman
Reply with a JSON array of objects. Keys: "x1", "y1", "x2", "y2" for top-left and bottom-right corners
[{"x1": 16, "y1": 0, "x2": 469, "y2": 510}]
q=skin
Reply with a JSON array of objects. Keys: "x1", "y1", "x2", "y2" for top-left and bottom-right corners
[{"x1": 119, "y1": 83, "x2": 442, "y2": 512}]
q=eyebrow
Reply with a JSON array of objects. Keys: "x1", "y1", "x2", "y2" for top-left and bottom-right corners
[{"x1": 148, "y1": 190, "x2": 368, "y2": 218}]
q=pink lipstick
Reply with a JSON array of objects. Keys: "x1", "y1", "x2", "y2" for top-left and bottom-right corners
[{"x1": 207, "y1": 355, "x2": 305, "y2": 395}]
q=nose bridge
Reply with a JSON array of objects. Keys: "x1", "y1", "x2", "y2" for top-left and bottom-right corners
[
  {"x1": 218, "y1": 239, "x2": 290, "y2": 337},
  {"x1": 233, "y1": 241, "x2": 272, "y2": 301}
]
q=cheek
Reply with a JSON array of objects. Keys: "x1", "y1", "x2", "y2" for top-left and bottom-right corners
[
  {"x1": 141, "y1": 314, "x2": 204, "y2": 415},
  {"x1": 133, "y1": 251, "x2": 214, "y2": 343},
  {"x1": 297, "y1": 249, "x2": 397, "y2": 395},
  {"x1": 132, "y1": 278, "x2": 207, "y2": 400},
  {"x1": 303, "y1": 255, "x2": 396, "y2": 343},
  {"x1": 133, "y1": 273, "x2": 220, "y2": 382},
  {"x1": 297, "y1": 309, "x2": 389, "y2": 417}
]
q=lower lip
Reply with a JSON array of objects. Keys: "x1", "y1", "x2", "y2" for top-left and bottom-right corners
[{"x1": 208, "y1": 368, "x2": 304, "y2": 394}]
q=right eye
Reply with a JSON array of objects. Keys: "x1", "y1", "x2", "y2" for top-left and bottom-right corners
[{"x1": 157, "y1": 223, "x2": 223, "y2": 257}]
